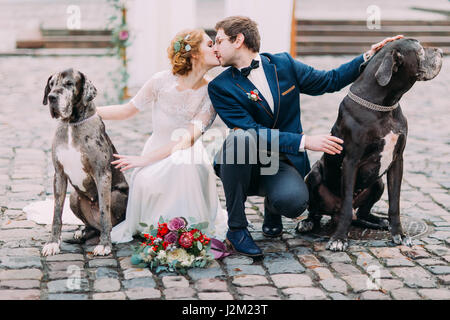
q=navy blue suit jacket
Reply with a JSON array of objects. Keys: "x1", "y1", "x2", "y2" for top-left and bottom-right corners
[{"x1": 208, "y1": 52, "x2": 364, "y2": 178}]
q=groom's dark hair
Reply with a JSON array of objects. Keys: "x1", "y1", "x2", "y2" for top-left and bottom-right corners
[{"x1": 215, "y1": 16, "x2": 260, "y2": 53}]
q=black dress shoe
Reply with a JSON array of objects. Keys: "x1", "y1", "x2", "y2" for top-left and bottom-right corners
[
  {"x1": 262, "y1": 224, "x2": 283, "y2": 237},
  {"x1": 262, "y1": 201, "x2": 283, "y2": 237}
]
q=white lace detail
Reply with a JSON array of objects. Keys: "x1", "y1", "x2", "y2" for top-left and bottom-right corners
[
  {"x1": 130, "y1": 70, "x2": 215, "y2": 132},
  {"x1": 190, "y1": 94, "x2": 217, "y2": 133}
]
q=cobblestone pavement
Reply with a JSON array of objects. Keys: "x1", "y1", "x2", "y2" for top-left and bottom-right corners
[{"x1": 0, "y1": 54, "x2": 449, "y2": 300}]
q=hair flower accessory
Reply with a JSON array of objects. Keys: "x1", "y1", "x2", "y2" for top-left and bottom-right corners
[
  {"x1": 174, "y1": 34, "x2": 192, "y2": 53},
  {"x1": 247, "y1": 89, "x2": 262, "y2": 102}
]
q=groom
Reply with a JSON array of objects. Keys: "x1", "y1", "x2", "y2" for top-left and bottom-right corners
[{"x1": 208, "y1": 16, "x2": 402, "y2": 257}]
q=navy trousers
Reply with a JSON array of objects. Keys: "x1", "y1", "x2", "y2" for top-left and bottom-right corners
[{"x1": 214, "y1": 129, "x2": 309, "y2": 230}]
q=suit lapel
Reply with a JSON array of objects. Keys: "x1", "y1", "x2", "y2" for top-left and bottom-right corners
[
  {"x1": 232, "y1": 67, "x2": 274, "y2": 120},
  {"x1": 261, "y1": 55, "x2": 281, "y2": 128}
]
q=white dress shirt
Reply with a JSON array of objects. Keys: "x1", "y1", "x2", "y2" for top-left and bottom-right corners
[{"x1": 242, "y1": 54, "x2": 305, "y2": 152}]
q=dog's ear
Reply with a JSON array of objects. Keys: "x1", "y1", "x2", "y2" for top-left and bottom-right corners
[
  {"x1": 43, "y1": 75, "x2": 53, "y2": 105},
  {"x1": 375, "y1": 50, "x2": 403, "y2": 86},
  {"x1": 79, "y1": 72, "x2": 97, "y2": 104},
  {"x1": 359, "y1": 59, "x2": 370, "y2": 73}
]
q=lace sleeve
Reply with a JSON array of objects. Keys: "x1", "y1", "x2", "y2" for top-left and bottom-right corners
[
  {"x1": 190, "y1": 94, "x2": 217, "y2": 134},
  {"x1": 130, "y1": 70, "x2": 167, "y2": 111}
]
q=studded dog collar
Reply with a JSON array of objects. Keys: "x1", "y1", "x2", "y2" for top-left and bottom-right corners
[{"x1": 347, "y1": 90, "x2": 399, "y2": 112}]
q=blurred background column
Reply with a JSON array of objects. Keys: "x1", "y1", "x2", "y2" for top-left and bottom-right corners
[
  {"x1": 127, "y1": 0, "x2": 196, "y2": 88},
  {"x1": 224, "y1": 0, "x2": 294, "y2": 54}
]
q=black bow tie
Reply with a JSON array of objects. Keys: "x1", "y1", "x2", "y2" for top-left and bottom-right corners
[{"x1": 240, "y1": 59, "x2": 260, "y2": 77}]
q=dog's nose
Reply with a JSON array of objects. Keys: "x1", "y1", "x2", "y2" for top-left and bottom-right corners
[{"x1": 48, "y1": 94, "x2": 57, "y2": 103}]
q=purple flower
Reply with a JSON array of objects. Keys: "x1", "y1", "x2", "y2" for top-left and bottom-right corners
[
  {"x1": 168, "y1": 217, "x2": 186, "y2": 231},
  {"x1": 164, "y1": 231, "x2": 178, "y2": 244},
  {"x1": 118, "y1": 30, "x2": 129, "y2": 41}
]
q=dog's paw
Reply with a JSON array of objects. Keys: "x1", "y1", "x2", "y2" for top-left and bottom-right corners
[
  {"x1": 326, "y1": 239, "x2": 348, "y2": 252},
  {"x1": 42, "y1": 242, "x2": 61, "y2": 256},
  {"x1": 74, "y1": 230, "x2": 83, "y2": 240},
  {"x1": 392, "y1": 234, "x2": 412, "y2": 247},
  {"x1": 93, "y1": 245, "x2": 111, "y2": 256},
  {"x1": 296, "y1": 220, "x2": 314, "y2": 233}
]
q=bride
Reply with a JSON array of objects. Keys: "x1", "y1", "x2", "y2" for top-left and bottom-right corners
[
  {"x1": 25, "y1": 28, "x2": 228, "y2": 244},
  {"x1": 101, "y1": 29, "x2": 228, "y2": 243}
]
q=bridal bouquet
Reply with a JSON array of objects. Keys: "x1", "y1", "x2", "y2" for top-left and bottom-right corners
[{"x1": 130, "y1": 216, "x2": 215, "y2": 274}]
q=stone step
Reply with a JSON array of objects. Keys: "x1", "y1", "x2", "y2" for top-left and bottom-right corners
[
  {"x1": 298, "y1": 25, "x2": 450, "y2": 37},
  {"x1": 297, "y1": 36, "x2": 450, "y2": 47},
  {"x1": 297, "y1": 19, "x2": 450, "y2": 26},
  {"x1": 0, "y1": 48, "x2": 112, "y2": 57},
  {"x1": 41, "y1": 29, "x2": 112, "y2": 37},
  {"x1": 16, "y1": 35, "x2": 113, "y2": 49},
  {"x1": 295, "y1": 19, "x2": 450, "y2": 56},
  {"x1": 296, "y1": 46, "x2": 450, "y2": 55}
]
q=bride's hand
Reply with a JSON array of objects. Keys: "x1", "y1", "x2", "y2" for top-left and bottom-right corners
[{"x1": 111, "y1": 154, "x2": 148, "y2": 172}]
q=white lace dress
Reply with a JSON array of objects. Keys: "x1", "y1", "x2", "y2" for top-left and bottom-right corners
[{"x1": 110, "y1": 70, "x2": 228, "y2": 243}]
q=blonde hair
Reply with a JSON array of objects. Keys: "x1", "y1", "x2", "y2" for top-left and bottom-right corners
[{"x1": 167, "y1": 29, "x2": 205, "y2": 76}]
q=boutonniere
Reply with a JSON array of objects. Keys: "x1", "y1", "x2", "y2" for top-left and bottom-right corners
[{"x1": 247, "y1": 89, "x2": 262, "y2": 102}]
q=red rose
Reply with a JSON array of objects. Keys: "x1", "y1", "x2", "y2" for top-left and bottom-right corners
[
  {"x1": 162, "y1": 241, "x2": 169, "y2": 250},
  {"x1": 157, "y1": 223, "x2": 169, "y2": 237},
  {"x1": 179, "y1": 232, "x2": 194, "y2": 248}
]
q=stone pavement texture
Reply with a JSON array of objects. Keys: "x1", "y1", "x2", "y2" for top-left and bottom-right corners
[{"x1": 0, "y1": 52, "x2": 449, "y2": 300}]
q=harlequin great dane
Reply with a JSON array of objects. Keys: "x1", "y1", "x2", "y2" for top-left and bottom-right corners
[
  {"x1": 297, "y1": 39, "x2": 443, "y2": 251},
  {"x1": 42, "y1": 68, "x2": 128, "y2": 256}
]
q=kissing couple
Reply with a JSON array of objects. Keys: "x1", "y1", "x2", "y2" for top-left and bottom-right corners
[{"x1": 63, "y1": 16, "x2": 403, "y2": 258}]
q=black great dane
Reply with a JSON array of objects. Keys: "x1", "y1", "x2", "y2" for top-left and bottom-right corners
[
  {"x1": 297, "y1": 39, "x2": 443, "y2": 251},
  {"x1": 42, "y1": 69, "x2": 128, "y2": 256}
]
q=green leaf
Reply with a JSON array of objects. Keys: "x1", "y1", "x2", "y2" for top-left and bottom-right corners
[
  {"x1": 156, "y1": 266, "x2": 168, "y2": 273},
  {"x1": 188, "y1": 217, "x2": 197, "y2": 224},
  {"x1": 174, "y1": 42, "x2": 181, "y2": 52},
  {"x1": 150, "y1": 229, "x2": 158, "y2": 237},
  {"x1": 179, "y1": 268, "x2": 187, "y2": 275},
  {"x1": 191, "y1": 222, "x2": 209, "y2": 231},
  {"x1": 200, "y1": 260, "x2": 207, "y2": 268},
  {"x1": 139, "y1": 222, "x2": 148, "y2": 228},
  {"x1": 197, "y1": 241, "x2": 203, "y2": 251},
  {"x1": 159, "y1": 216, "x2": 165, "y2": 224}
]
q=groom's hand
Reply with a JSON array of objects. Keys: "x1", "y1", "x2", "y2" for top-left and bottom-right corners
[
  {"x1": 365, "y1": 35, "x2": 404, "y2": 60},
  {"x1": 304, "y1": 134, "x2": 343, "y2": 155}
]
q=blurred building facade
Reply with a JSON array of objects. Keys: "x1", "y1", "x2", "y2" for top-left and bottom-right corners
[{"x1": 2, "y1": 0, "x2": 449, "y2": 93}]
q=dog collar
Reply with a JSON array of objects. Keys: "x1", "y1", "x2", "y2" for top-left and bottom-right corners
[
  {"x1": 67, "y1": 113, "x2": 98, "y2": 126},
  {"x1": 347, "y1": 90, "x2": 399, "y2": 112}
]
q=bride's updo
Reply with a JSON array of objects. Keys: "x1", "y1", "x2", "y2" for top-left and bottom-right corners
[{"x1": 168, "y1": 29, "x2": 205, "y2": 76}]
